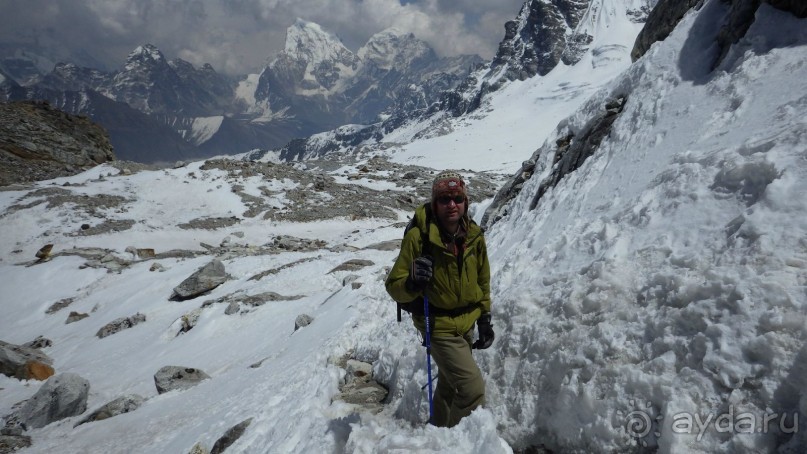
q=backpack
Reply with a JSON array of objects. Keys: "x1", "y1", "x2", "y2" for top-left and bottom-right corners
[{"x1": 397, "y1": 204, "x2": 432, "y2": 322}]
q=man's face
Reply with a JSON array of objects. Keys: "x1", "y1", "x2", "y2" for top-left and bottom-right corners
[{"x1": 434, "y1": 192, "x2": 465, "y2": 227}]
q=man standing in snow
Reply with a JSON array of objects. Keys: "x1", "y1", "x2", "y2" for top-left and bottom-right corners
[{"x1": 385, "y1": 170, "x2": 494, "y2": 427}]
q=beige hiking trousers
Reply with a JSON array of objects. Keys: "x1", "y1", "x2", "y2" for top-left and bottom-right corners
[{"x1": 428, "y1": 330, "x2": 485, "y2": 427}]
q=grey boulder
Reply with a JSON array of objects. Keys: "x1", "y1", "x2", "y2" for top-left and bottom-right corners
[
  {"x1": 96, "y1": 313, "x2": 146, "y2": 338},
  {"x1": 0, "y1": 340, "x2": 54, "y2": 381},
  {"x1": 11, "y1": 373, "x2": 90, "y2": 429},
  {"x1": 171, "y1": 260, "x2": 227, "y2": 301},
  {"x1": 154, "y1": 366, "x2": 211, "y2": 394}
]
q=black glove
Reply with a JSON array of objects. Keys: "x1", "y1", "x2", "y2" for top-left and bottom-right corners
[
  {"x1": 406, "y1": 255, "x2": 433, "y2": 292},
  {"x1": 472, "y1": 313, "x2": 494, "y2": 349}
]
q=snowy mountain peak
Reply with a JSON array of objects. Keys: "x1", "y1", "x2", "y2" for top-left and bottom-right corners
[
  {"x1": 127, "y1": 44, "x2": 165, "y2": 64},
  {"x1": 357, "y1": 28, "x2": 432, "y2": 69},
  {"x1": 283, "y1": 19, "x2": 355, "y2": 65},
  {"x1": 123, "y1": 44, "x2": 169, "y2": 73}
]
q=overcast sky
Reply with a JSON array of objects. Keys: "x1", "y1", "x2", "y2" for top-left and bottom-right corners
[{"x1": 0, "y1": 0, "x2": 526, "y2": 75}]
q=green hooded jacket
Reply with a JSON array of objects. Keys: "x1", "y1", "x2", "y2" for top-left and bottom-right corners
[{"x1": 385, "y1": 204, "x2": 491, "y2": 337}]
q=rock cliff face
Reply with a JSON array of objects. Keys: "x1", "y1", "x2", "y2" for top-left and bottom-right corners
[
  {"x1": 492, "y1": 0, "x2": 591, "y2": 81},
  {"x1": 631, "y1": 0, "x2": 807, "y2": 64},
  {"x1": 0, "y1": 100, "x2": 115, "y2": 185}
]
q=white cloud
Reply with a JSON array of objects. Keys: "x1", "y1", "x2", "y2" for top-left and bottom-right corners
[{"x1": 0, "y1": 0, "x2": 526, "y2": 75}]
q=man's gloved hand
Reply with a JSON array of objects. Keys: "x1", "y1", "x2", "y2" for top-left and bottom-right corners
[
  {"x1": 472, "y1": 313, "x2": 494, "y2": 349},
  {"x1": 406, "y1": 255, "x2": 433, "y2": 292}
]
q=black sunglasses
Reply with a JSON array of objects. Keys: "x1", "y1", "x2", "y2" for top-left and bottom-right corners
[{"x1": 437, "y1": 195, "x2": 465, "y2": 205}]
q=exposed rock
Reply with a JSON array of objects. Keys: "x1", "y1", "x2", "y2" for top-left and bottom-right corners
[
  {"x1": 10, "y1": 373, "x2": 90, "y2": 429},
  {"x1": 201, "y1": 159, "x2": 411, "y2": 222},
  {"x1": 66, "y1": 311, "x2": 89, "y2": 324},
  {"x1": 76, "y1": 250, "x2": 134, "y2": 273},
  {"x1": 0, "y1": 340, "x2": 54, "y2": 381},
  {"x1": 0, "y1": 100, "x2": 115, "y2": 186},
  {"x1": 768, "y1": 0, "x2": 807, "y2": 17},
  {"x1": 224, "y1": 302, "x2": 240, "y2": 316},
  {"x1": 529, "y1": 97, "x2": 627, "y2": 211},
  {"x1": 491, "y1": 0, "x2": 591, "y2": 81},
  {"x1": 334, "y1": 358, "x2": 388, "y2": 414},
  {"x1": 154, "y1": 249, "x2": 205, "y2": 260},
  {"x1": 175, "y1": 308, "x2": 203, "y2": 335},
  {"x1": 188, "y1": 442, "x2": 209, "y2": 454},
  {"x1": 74, "y1": 394, "x2": 145, "y2": 427},
  {"x1": 150, "y1": 262, "x2": 166, "y2": 272},
  {"x1": 715, "y1": 0, "x2": 807, "y2": 68},
  {"x1": 327, "y1": 259, "x2": 374, "y2": 273},
  {"x1": 45, "y1": 297, "x2": 75, "y2": 314},
  {"x1": 483, "y1": 96, "x2": 627, "y2": 228},
  {"x1": 247, "y1": 257, "x2": 320, "y2": 281},
  {"x1": 73, "y1": 219, "x2": 136, "y2": 237},
  {"x1": 95, "y1": 313, "x2": 146, "y2": 338},
  {"x1": 171, "y1": 259, "x2": 228, "y2": 301},
  {"x1": 361, "y1": 240, "x2": 400, "y2": 251},
  {"x1": 294, "y1": 314, "x2": 314, "y2": 331},
  {"x1": 0, "y1": 434, "x2": 32, "y2": 453},
  {"x1": 154, "y1": 366, "x2": 211, "y2": 394},
  {"x1": 177, "y1": 216, "x2": 240, "y2": 230},
  {"x1": 205, "y1": 291, "x2": 304, "y2": 316},
  {"x1": 344, "y1": 360, "x2": 372, "y2": 383},
  {"x1": 23, "y1": 361, "x2": 55, "y2": 381},
  {"x1": 210, "y1": 418, "x2": 253, "y2": 454},
  {"x1": 631, "y1": 0, "x2": 701, "y2": 62},
  {"x1": 329, "y1": 244, "x2": 360, "y2": 253},
  {"x1": 124, "y1": 247, "x2": 156, "y2": 259},
  {"x1": 633, "y1": 0, "x2": 806, "y2": 68},
  {"x1": 35, "y1": 244, "x2": 53, "y2": 261},
  {"x1": 272, "y1": 235, "x2": 328, "y2": 252},
  {"x1": 342, "y1": 274, "x2": 360, "y2": 287},
  {"x1": 21, "y1": 336, "x2": 51, "y2": 350}
]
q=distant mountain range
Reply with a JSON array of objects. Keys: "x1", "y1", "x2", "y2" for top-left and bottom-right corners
[
  {"x1": 0, "y1": 21, "x2": 482, "y2": 164},
  {"x1": 261, "y1": 0, "x2": 650, "y2": 162}
]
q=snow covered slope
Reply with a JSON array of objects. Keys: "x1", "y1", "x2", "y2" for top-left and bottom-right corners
[{"x1": 477, "y1": 2, "x2": 807, "y2": 452}]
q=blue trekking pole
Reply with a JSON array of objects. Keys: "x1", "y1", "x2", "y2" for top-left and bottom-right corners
[{"x1": 424, "y1": 295, "x2": 434, "y2": 425}]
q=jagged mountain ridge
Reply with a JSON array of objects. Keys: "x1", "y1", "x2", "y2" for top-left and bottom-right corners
[
  {"x1": 0, "y1": 23, "x2": 480, "y2": 164},
  {"x1": 252, "y1": 21, "x2": 483, "y2": 128}
]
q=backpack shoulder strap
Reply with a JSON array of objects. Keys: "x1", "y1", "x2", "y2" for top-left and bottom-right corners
[
  {"x1": 397, "y1": 204, "x2": 432, "y2": 323},
  {"x1": 403, "y1": 203, "x2": 433, "y2": 256}
]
